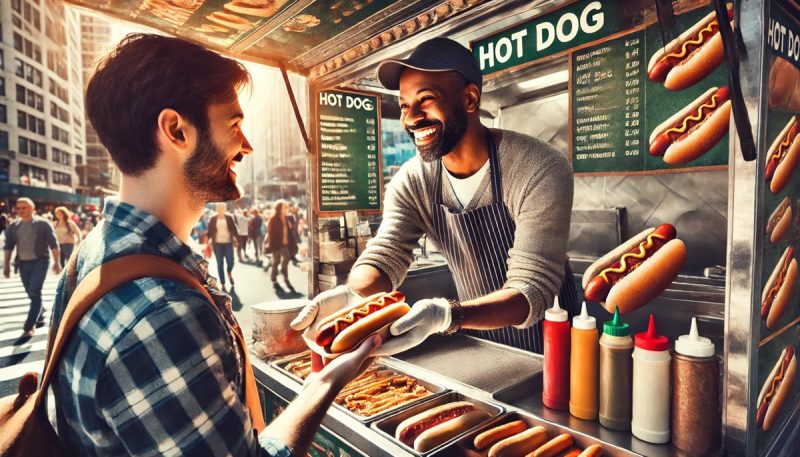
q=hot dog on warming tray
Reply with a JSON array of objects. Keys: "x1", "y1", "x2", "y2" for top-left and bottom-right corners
[
  {"x1": 766, "y1": 197, "x2": 793, "y2": 244},
  {"x1": 765, "y1": 116, "x2": 800, "y2": 195},
  {"x1": 487, "y1": 426, "x2": 548, "y2": 457},
  {"x1": 395, "y1": 401, "x2": 490, "y2": 452},
  {"x1": 648, "y1": 86, "x2": 731, "y2": 165},
  {"x1": 578, "y1": 444, "x2": 606, "y2": 457},
  {"x1": 648, "y1": 6, "x2": 733, "y2": 90},
  {"x1": 756, "y1": 345, "x2": 796, "y2": 431},
  {"x1": 473, "y1": 419, "x2": 527, "y2": 450},
  {"x1": 582, "y1": 224, "x2": 686, "y2": 314},
  {"x1": 761, "y1": 246, "x2": 797, "y2": 330},
  {"x1": 314, "y1": 291, "x2": 409, "y2": 353},
  {"x1": 531, "y1": 433, "x2": 574, "y2": 457}
]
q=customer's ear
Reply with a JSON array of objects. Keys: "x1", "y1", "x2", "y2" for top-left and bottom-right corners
[{"x1": 156, "y1": 108, "x2": 195, "y2": 157}]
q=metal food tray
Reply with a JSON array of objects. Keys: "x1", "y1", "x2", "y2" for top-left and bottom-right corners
[
  {"x1": 436, "y1": 411, "x2": 641, "y2": 457},
  {"x1": 370, "y1": 391, "x2": 505, "y2": 456},
  {"x1": 271, "y1": 352, "x2": 450, "y2": 423}
]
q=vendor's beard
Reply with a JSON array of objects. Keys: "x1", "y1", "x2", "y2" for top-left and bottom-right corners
[
  {"x1": 406, "y1": 107, "x2": 468, "y2": 162},
  {"x1": 183, "y1": 130, "x2": 242, "y2": 205}
]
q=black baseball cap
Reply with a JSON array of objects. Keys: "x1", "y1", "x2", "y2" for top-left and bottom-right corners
[{"x1": 376, "y1": 38, "x2": 482, "y2": 91}]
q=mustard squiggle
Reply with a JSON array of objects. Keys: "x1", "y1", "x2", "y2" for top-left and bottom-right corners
[
  {"x1": 598, "y1": 232, "x2": 670, "y2": 284},
  {"x1": 664, "y1": 95, "x2": 720, "y2": 137},
  {"x1": 664, "y1": 20, "x2": 719, "y2": 60}
]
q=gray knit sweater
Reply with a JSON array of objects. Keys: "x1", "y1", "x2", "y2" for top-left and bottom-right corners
[{"x1": 354, "y1": 129, "x2": 573, "y2": 328}]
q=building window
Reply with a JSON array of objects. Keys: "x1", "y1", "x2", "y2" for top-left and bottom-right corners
[
  {"x1": 17, "y1": 136, "x2": 46, "y2": 160},
  {"x1": 17, "y1": 110, "x2": 26, "y2": 129},
  {"x1": 16, "y1": 85, "x2": 24, "y2": 103},
  {"x1": 52, "y1": 171, "x2": 71, "y2": 187},
  {"x1": 0, "y1": 159, "x2": 8, "y2": 182},
  {"x1": 18, "y1": 136, "x2": 28, "y2": 155},
  {"x1": 14, "y1": 58, "x2": 23, "y2": 78},
  {"x1": 52, "y1": 148, "x2": 71, "y2": 166},
  {"x1": 0, "y1": 131, "x2": 8, "y2": 151},
  {"x1": 19, "y1": 163, "x2": 48, "y2": 187},
  {"x1": 0, "y1": 77, "x2": 5, "y2": 97},
  {"x1": 12, "y1": 0, "x2": 21, "y2": 14},
  {"x1": 0, "y1": 105, "x2": 6, "y2": 124},
  {"x1": 52, "y1": 125, "x2": 70, "y2": 145},
  {"x1": 0, "y1": 50, "x2": 4, "y2": 70}
]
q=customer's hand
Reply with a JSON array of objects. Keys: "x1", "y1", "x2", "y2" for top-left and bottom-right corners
[
  {"x1": 374, "y1": 298, "x2": 452, "y2": 356},
  {"x1": 309, "y1": 335, "x2": 381, "y2": 391},
  {"x1": 52, "y1": 263, "x2": 62, "y2": 275},
  {"x1": 290, "y1": 285, "x2": 361, "y2": 332}
]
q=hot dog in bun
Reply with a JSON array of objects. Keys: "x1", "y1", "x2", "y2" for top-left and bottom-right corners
[
  {"x1": 314, "y1": 291, "x2": 409, "y2": 353},
  {"x1": 757, "y1": 345, "x2": 796, "y2": 431},
  {"x1": 765, "y1": 116, "x2": 800, "y2": 194},
  {"x1": 223, "y1": 0, "x2": 284, "y2": 17},
  {"x1": 488, "y1": 426, "x2": 548, "y2": 457},
  {"x1": 767, "y1": 197, "x2": 793, "y2": 244},
  {"x1": 648, "y1": 6, "x2": 733, "y2": 90},
  {"x1": 761, "y1": 246, "x2": 797, "y2": 330},
  {"x1": 769, "y1": 57, "x2": 800, "y2": 112},
  {"x1": 649, "y1": 86, "x2": 731, "y2": 165},
  {"x1": 395, "y1": 401, "x2": 490, "y2": 452},
  {"x1": 583, "y1": 224, "x2": 686, "y2": 314}
]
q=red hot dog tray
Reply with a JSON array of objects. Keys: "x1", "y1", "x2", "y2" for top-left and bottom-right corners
[
  {"x1": 271, "y1": 351, "x2": 449, "y2": 423},
  {"x1": 370, "y1": 391, "x2": 504, "y2": 456},
  {"x1": 436, "y1": 411, "x2": 640, "y2": 457}
]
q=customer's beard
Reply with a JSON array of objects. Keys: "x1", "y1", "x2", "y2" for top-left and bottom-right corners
[
  {"x1": 183, "y1": 130, "x2": 242, "y2": 205},
  {"x1": 406, "y1": 107, "x2": 468, "y2": 162}
]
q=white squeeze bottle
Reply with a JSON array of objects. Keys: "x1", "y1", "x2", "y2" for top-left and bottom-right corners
[{"x1": 631, "y1": 314, "x2": 671, "y2": 444}]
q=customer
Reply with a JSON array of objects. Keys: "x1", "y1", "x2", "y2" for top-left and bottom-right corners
[
  {"x1": 207, "y1": 202, "x2": 238, "y2": 290},
  {"x1": 267, "y1": 199, "x2": 295, "y2": 292},
  {"x1": 3, "y1": 197, "x2": 61, "y2": 337},
  {"x1": 52, "y1": 206, "x2": 82, "y2": 268},
  {"x1": 235, "y1": 207, "x2": 251, "y2": 261},
  {"x1": 48, "y1": 34, "x2": 379, "y2": 456},
  {"x1": 249, "y1": 207, "x2": 265, "y2": 263}
]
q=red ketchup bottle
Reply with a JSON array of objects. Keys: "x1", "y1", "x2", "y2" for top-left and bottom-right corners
[{"x1": 543, "y1": 296, "x2": 570, "y2": 410}]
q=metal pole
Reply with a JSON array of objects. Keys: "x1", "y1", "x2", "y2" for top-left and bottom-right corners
[{"x1": 279, "y1": 63, "x2": 311, "y2": 154}]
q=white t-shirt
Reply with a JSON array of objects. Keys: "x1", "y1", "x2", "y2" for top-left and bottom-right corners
[
  {"x1": 215, "y1": 217, "x2": 232, "y2": 243},
  {"x1": 444, "y1": 159, "x2": 490, "y2": 209},
  {"x1": 235, "y1": 214, "x2": 249, "y2": 236}
]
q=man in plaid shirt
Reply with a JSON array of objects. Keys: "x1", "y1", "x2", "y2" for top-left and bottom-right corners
[{"x1": 49, "y1": 34, "x2": 380, "y2": 456}]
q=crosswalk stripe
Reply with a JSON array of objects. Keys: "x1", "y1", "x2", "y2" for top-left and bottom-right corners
[
  {"x1": 0, "y1": 360, "x2": 45, "y2": 382},
  {"x1": 0, "y1": 330, "x2": 49, "y2": 345},
  {"x1": 0, "y1": 339, "x2": 48, "y2": 358}
]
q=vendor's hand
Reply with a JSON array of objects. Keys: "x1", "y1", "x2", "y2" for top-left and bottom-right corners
[
  {"x1": 309, "y1": 335, "x2": 381, "y2": 391},
  {"x1": 375, "y1": 298, "x2": 452, "y2": 356},
  {"x1": 290, "y1": 285, "x2": 361, "y2": 332}
]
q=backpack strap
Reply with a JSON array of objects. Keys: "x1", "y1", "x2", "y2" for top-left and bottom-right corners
[{"x1": 38, "y1": 254, "x2": 265, "y2": 432}]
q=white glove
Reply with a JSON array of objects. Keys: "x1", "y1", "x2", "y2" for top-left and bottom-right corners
[
  {"x1": 290, "y1": 285, "x2": 361, "y2": 332},
  {"x1": 309, "y1": 334, "x2": 382, "y2": 391},
  {"x1": 375, "y1": 298, "x2": 452, "y2": 356}
]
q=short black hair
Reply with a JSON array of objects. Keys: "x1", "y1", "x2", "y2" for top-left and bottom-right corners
[{"x1": 85, "y1": 34, "x2": 251, "y2": 176}]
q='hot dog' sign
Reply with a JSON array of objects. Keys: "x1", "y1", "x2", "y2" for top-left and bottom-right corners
[{"x1": 471, "y1": 0, "x2": 617, "y2": 75}]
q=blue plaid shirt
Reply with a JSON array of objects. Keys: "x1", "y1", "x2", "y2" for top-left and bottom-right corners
[{"x1": 50, "y1": 199, "x2": 291, "y2": 456}]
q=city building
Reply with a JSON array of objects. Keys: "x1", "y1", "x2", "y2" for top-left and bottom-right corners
[
  {"x1": 77, "y1": 11, "x2": 118, "y2": 195},
  {"x1": 0, "y1": 0, "x2": 92, "y2": 208}
]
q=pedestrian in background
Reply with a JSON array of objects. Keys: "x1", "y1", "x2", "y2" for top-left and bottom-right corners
[
  {"x1": 3, "y1": 197, "x2": 61, "y2": 337},
  {"x1": 267, "y1": 200, "x2": 295, "y2": 292},
  {"x1": 234, "y1": 208, "x2": 250, "y2": 261},
  {"x1": 53, "y1": 206, "x2": 82, "y2": 268},
  {"x1": 287, "y1": 201, "x2": 300, "y2": 266},
  {"x1": 249, "y1": 207, "x2": 264, "y2": 264},
  {"x1": 208, "y1": 202, "x2": 239, "y2": 290}
]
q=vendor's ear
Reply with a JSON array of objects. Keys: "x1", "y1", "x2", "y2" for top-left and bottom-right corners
[
  {"x1": 156, "y1": 108, "x2": 196, "y2": 156},
  {"x1": 464, "y1": 83, "x2": 481, "y2": 114}
]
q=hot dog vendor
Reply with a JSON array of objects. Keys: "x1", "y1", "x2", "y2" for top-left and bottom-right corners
[{"x1": 293, "y1": 38, "x2": 578, "y2": 354}]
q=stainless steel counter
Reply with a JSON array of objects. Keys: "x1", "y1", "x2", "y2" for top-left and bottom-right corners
[{"x1": 252, "y1": 334, "x2": 687, "y2": 456}]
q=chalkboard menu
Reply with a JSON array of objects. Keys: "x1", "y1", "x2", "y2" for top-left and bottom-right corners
[
  {"x1": 570, "y1": 7, "x2": 729, "y2": 175},
  {"x1": 316, "y1": 89, "x2": 382, "y2": 213}
]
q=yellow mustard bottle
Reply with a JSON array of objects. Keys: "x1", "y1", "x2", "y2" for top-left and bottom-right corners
[{"x1": 570, "y1": 302, "x2": 599, "y2": 420}]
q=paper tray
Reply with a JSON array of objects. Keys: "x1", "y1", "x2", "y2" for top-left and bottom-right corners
[
  {"x1": 271, "y1": 352, "x2": 450, "y2": 424},
  {"x1": 436, "y1": 411, "x2": 641, "y2": 457},
  {"x1": 370, "y1": 391, "x2": 504, "y2": 456}
]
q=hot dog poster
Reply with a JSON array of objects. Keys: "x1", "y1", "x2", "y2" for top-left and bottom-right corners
[
  {"x1": 571, "y1": 5, "x2": 730, "y2": 175},
  {"x1": 758, "y1": 0, "x2": 800, "y2": 452},
  {"x1": 64, "y1": 0, "x2": 298, "y2": 49}
]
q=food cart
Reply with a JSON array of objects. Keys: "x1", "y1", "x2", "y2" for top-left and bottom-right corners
[{"x1": 62, "y1": 0, "x2": 800, "y2": 455}]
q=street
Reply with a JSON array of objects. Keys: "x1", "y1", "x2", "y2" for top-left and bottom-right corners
[{"x1": 0, "y1": 250, "x2": 310, "y2": 398}]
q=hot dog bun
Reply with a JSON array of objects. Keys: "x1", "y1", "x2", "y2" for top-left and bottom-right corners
[
  {"x1": 223, "y1": 0, "x2": 283, "y2": 17},
  {"x1": 413, "y1": 410, "x2": 490, "y2": 452},
  {"x1": 648, "y1": 10, "x2": 731, "y2": 90},
  {"x1": 767, "y1": 197, "x2": 793, "y2": 244},
  {"x1": 757, "y1": 346, "x2": 797, "y2": 431},
  {"x1": 769, "y1": 57, "x2": 800, "y2": 112},
  {"x1": 473, "y1": 419, "x2": 528, "y2": 450},
  {"x1": 578, "y1": 444, "x2": 605, "y2": 457},
  {"x1": 330, "y1": 302, "x2": 410, "y2": 353},
  {"x1": 488, "y1": 426, "x2": 548, "y2": 457},
  {"x1": 649, "y1": 87, "x2": 731, "y2": 165},
  {"x1": 206, "y1": 11, "x2": 252, "y2": 31},
  {"x1": 767, "y1": 117, "x2": 800, "y2": 194},
  {"x1": 761, "y1": 247, "x2": 797, "y2": 330},
  {"x1": 530, "y1": 433, "x2": 574, "y2": 457},
  {"x1": 396, "y1": 401, "x2": 477, "y2": 448}
]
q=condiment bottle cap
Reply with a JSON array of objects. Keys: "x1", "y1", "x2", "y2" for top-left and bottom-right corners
[
  {"x1": 603, "y1": 306, "x2": 630, "y2": 337},
  {"x1": 545, "y1": 296, "x2": 568, "y2": 323},
  {"x1": 572, "y1": 302, "x2": 596, "y2": 330},
  {"x1": 675, "y1": 317, "x2": 715, "y2": 357},
  {"x1": 634, "y1": 315, "x2": 669, "y2": 351}
]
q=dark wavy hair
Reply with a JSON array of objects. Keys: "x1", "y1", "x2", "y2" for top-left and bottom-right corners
[{"x1": 85, "y1": 33, "x2": 251, "y2": 176}]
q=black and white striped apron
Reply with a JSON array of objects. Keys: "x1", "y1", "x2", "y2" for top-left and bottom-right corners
[{"x1": 429, "y1": 130, "x2": 579, "y2": 353}]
